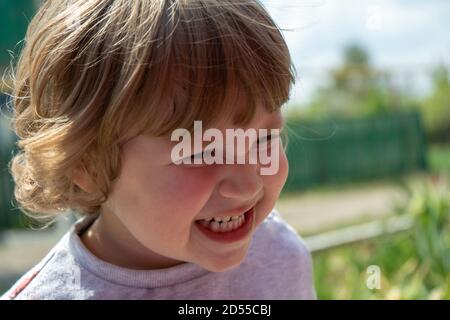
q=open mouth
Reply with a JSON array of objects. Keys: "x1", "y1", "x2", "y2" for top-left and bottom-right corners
[
  {"x1": 196, "y1": 212, "x2": 246, "y2": 232},
  {"x1": 194, "y1": 207, "x2": 254, "y2": 243}
]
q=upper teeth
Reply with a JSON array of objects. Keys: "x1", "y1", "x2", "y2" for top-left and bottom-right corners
[{"x1": 203, "y1": 214, "x2": 243, "y2": 222}]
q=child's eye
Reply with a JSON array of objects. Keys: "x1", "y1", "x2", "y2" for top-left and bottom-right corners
[
  {"x1": 190, "y1": 153, "x2": 200, "y2": 162},
  {"x1": 190, "y1": 149, "x2": 215, "y2": 160},
  {"x1": 184, "y1": 149, "x2": 215, "y2": 165},
  {"x1": 189, "y1": 152, "x2": 203, "y2": 163},
  {"x1": 256, "y1": 134, "x2": 278, "y2": 149},
  {"x1": 257, "y1": 134, "x2": 273, "y2": 145}
]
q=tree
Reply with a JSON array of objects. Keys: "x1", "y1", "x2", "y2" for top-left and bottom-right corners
[{"x1": 303, "y1": 43, "x2": 402, "y2": 119}]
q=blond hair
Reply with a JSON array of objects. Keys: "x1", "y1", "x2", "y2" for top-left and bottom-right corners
[{"x1": 6, "y1": 0, "x2": 295, "y2": 222}]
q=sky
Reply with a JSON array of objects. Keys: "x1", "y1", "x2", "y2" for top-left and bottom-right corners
[{"x1": 261, "y1": 0, "x2": 450, "y2": 106}]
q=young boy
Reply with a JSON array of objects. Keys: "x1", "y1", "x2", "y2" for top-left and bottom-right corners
[{"x1": 1, "y1": 0, "x2": 316, "y2": 299}]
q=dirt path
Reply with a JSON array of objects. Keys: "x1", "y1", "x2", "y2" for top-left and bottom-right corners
[{"x1": 275, "y1": 183, "x2": 408, "y2": 235}]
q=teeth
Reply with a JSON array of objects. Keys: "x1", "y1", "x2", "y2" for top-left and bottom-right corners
[
  {"x1": 199, "y1": 214, "x2": 245, "y2": 233},
  {"x1": 210, "y1": 221, "x2": 220, "y2": 232},
  {"x1": 220, "y1": 222, "x2": 229, "y2": 232},
  {"x1": 212, "y1": 215, "x2": 240, "y2": 222}
]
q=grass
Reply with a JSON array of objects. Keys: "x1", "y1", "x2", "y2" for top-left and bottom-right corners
[
  {"x1": 296, "y1": 143, "x2": 450, "y2": 299},
  {"x1": 428, "y1": 143, "x2": 450, "y2": 174},
  {"x1": 312, "y1": 231, "x2": 450, "y2": 299},
  {"x1": 311, "y1": 174, "x2": 450, "y2": 299}
]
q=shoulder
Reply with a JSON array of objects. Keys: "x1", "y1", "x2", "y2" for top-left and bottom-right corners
[{"x1": 1, "y1": 233, "x2": 95, "y2": 300}]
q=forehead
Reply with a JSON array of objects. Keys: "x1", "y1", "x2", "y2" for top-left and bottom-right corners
[
  {"x1": 206, "y1": 82, "x2": 284, "y2": 131},
  {"x1": 127, "y1": 79, "x2": 284, "y2": 148},
  {"x1": 230, "y1": 107, "x2": 283, "y2": 131}
]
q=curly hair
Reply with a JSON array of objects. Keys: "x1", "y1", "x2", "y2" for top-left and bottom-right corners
[{"x1": 5, "y1": 0, "x2": 295, "y2": 223}]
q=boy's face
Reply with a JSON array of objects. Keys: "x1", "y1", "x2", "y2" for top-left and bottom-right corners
[{"x1": 82, "y1": 106, "x2": 288, "y2": 272}]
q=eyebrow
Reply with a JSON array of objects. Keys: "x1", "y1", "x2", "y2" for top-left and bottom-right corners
[{"x1": 167, "y1": 113, "x2": 284, "y2": 144}]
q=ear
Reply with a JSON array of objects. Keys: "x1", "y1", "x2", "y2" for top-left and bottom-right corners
[{"x1": 70, "y1": 165, "x2": 98, "y2": 194}]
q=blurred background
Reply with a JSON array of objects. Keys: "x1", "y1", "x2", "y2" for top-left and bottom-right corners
[{"x1": 1, "y1": 0, "x2": 449, "y2": 299}]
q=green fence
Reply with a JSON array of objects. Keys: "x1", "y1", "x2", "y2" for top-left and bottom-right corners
[
  {"x1": 283, "y1": 111, "x2": 428, "y2": 192},
  {"x1": 0, "y1": 1, "x2": 38, "y2": 231},
  {"x1": 0, "y1": 0, "x2": 36, "y2": 67},
  {"x1": 0, "y1": 106, "x2": 21, "y2": 232}
]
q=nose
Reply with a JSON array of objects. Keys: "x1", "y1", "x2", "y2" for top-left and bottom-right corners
[{"x1": 218, "y1": 162, "x2": 263, "y2": 200}]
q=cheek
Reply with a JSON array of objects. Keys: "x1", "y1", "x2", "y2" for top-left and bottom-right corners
[
  {"x1": 278, "y1": 150, "x2": 289, "y2": 186},
  {"x1": 112, "y1": 163, "x2": 219, "y2": 222},
  {"x1": 108, "y1": 164, "x2": 221, "y2": 248},
  {"x1": 263, "y1": 146, "x2": 288, "y2": 189},
  {"x1": 259, "y1": 148, "x2": 288, "y2": 203},
  {"x1": 161, "y1": 167, "x2": 218, "y2": 207},
  {"x1": 252, "y1": 150, "x2": 288, "y2": 225}
]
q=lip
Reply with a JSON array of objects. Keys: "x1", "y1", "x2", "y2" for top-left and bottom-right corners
[{"x1": 194, "y1": 207, "x2": 255, "y2": 243}]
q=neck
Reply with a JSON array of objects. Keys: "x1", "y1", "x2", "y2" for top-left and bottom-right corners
[{"x1": 80, "y1": 209, "x2": 185, "y2": 270}]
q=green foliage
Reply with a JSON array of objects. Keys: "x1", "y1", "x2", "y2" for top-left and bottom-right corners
[
  {"x1": 428, "y1": 144, "x2": 450, "y2": 174},
  {"x1": 405, "y1": 175, "x2": 450, "y2": 279},
  {"x1": 297, "y1": 43, "x2": 450, "y2": 144},
  {"x1": 343, "y1": 44, "x2": 370, "y2": 66},
  {"x1": 312, "y1": 174, "x2": 450, "y2": 299},
  {"x1": 420, "y1": 64, "x2": 450, "y2": 142},
  {"x1": 302, "y1": 43, "x2": 409, "y2": 120}
]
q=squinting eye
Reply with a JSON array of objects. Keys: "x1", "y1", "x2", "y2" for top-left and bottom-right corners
[
  {"x1": 257, "y1": 134, "x2": 273, "y2": 146},
  {"x1": 190, "y1": 149, "x2": 215, "y2": 160},
  {"x1": 190, "y1": 153, "x2": 202, "y2": 162}
]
